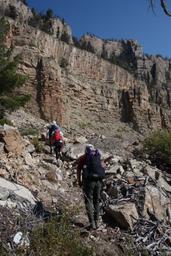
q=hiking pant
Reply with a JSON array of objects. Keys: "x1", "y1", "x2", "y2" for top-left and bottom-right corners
[
  {"x1": 83, "y1": 179, "x2": 102, "y2": 226},
  {"x1": 54, "y1": 141, "x2": 63, "y2": 159}
]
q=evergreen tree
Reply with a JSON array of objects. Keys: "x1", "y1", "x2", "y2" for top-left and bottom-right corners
[
  {"x1": 56, "y1": 27, "x2": 60, "y2": 38},
  {"x1": 0, "y1": 18, "x2": 30, "y2": 119},
  {"x1": 6, "y1": 5, "x2": 18, "y2": 20},
  {"x1": 46, "y1": 9, "x2": 53, "y2": 20},
  {"x1": 72, "y1": 36, "x2": 80, "y2": 48},
  {"x1": 61, "y1": 31, "x2": 70, "y2": 43}
]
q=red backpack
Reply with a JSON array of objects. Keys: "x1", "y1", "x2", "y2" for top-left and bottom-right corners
[
  {"x1": 54, "y1": 129, "x2": 62, "y2": 141},
  {"x1": 50, "y1": 129, "x2": 62, "y2": 144}
]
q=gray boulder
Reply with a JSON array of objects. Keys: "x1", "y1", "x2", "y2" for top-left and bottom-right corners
[
  {"x1": 0, "y1": 178, "x2": 36, "y2": 206},
  {"x1": 63, "y1": 143, "x2": 87, "y2": 160},
  {"x1": 144, "y1": 185, "x2": 171, "y2": 221},
  {"x1": 106, "y1": 202, "x2": 138, "y2": 230}
]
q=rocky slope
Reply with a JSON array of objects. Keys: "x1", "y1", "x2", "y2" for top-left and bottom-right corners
[
  {"x1": 0, "y1": 113, "x2": 171, "y2": 255},
  {"x1": 1, "y1": 0, "x2": 171, "y2": 136},
  {"x1": 1, "y1": 1, "x2": 171, "y2": 255}
]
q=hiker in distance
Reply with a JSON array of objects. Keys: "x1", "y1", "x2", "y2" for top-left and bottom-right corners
[
  {"x1": 46, "y1": 121, "x2": 64, "y2": 159},
  {"x1": 77, "y1": 144, "x2": 105, "y2": 230}
]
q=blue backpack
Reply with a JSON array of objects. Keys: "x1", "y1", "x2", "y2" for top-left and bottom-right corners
[{"x1": 84, "y1": 150, "x2": 105, "y2": 180}]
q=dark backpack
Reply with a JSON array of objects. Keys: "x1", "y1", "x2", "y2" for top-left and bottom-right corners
[
  {"x1": 49, "y1": 124, "x2": 58, "y2": 137},
  {"x1": 84, "y1": 150, "x2": 105, "y2": 180}
]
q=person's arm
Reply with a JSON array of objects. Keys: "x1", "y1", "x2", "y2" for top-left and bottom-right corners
[{"x1": 77, "y1": 155, "x2": 86, "y2": 187}]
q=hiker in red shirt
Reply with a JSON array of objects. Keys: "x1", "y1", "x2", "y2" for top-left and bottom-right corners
[{"x1": 49, "y1": 124, "x2": 64, "y2": 159}]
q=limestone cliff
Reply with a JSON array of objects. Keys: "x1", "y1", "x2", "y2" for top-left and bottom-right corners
[{"x1": 1, "y1": 0, "x2": 171, "y2": 134}]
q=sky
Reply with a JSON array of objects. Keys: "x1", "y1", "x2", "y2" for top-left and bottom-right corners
[{"x1": 27, "y1": 0, "x2": 171, "y2": 57}]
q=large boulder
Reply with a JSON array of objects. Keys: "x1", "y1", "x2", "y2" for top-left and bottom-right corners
[
  {"x1": 0, "y1": 178, "x2": 36, "y2": 206},
  {"x1": 106, "y1": 202, "x2": 139, "y2": 230},
  {"x1": 144, "y1": 165, "x2": 171, "y2": 193},
  {"x1": 63, "y1": 143, "x2": 87, "y2": 160},
  {"x1": 143, "y1": 185, "x2": 171, "y2": 221},
  {"x1": 105, "y1": 164, "x2": 125, "y2": 175},
  {"x1": 0, "y1": 125, "x2": 24, "y2": 155},
  {"x1": 73, "y1": 136, "x2": 88, "y2": 144}
]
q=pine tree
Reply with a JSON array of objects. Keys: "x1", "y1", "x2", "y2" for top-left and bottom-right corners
[
  {"x1": 46, "y1": 9, "x2": 53, "y2": 20},
  {"x1": 0, "y1": 18, "x2": 30, "y2": 119}
]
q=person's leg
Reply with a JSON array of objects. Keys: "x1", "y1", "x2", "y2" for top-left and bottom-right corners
[
  {"x1": 93, "y1": 180, "x2": 102, "y2": 228},
  {"x1": 83, "y1": 180, "x2": 96, "y2": 229},
  {"x1": 55, "y1": 141, "x2": 63, "y2": 160},
  {"x1": 54, "y1": 141, "x2": 59, "y2": 159}
]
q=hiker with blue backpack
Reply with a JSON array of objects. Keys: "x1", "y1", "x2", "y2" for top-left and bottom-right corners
[
  {"x1": 46, "y1": 121, "x2": 64, "y2": 158},
  {"x1": 77, "y1": 144, "x2": 105, "y2": 230}
]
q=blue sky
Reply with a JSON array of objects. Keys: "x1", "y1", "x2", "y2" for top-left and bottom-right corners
[{"x1": 27, "y1": 0, "x2": 171, "y2": 57}]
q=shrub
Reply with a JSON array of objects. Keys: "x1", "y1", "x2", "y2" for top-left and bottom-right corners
[
  {"x1": 80, "y1": 41, "x2": 95, "y2": 53},
  {"x1": 61, "y1": 31, "x2": 70, "y2": 44},
  {"x1": 0, "y1": 243, "x2": 7, "y2": 256},
  {"x1": 59, "y1": 58, "x2": 68, "y2": 68},
  {"x1": 28, "y1": 14, "x2": 43, "y2": 28},
  {"x1": 143, "y1": 130, "x2": 171, "y2": 167},
  {"x1": 32, "y1": 137, "x2": 44, "y2": 153},
  {"x1": 5, "y1": 5, "x2": 18, "y2": 20},
  {"x1": 29, "y1": 214, "x2": 94, "y2": 256},
  {"x1": 0, "y1": 118, "x2": 13, "y2": 126},
  {"x1": 20, "y1": 127, "x2": 39, "y2": 136},
  {"x1": 0, "y1": 18, "x2": 29, "y2": 117},
  {"x1": 41, "y1": 20, "x2": 53, "y2": 34},
  {"x1": 72, "y1": 36, "x2": 81, "y2": 48},
  {"x1": 45, "y1": 9, "x2": 54, "y2": 20},
  {"x1": 0, "y1": 95, "x2": 31, "y2": 110}
]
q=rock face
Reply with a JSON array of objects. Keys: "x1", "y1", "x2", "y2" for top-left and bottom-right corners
[
  {"x1": 0, "y1": 0, "x2": 32, "y2": 21},
  {"x1": 1, "y1": 0, "x2": 171, "y2": 135}
]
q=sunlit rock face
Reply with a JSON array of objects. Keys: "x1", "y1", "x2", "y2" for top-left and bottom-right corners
[{"x1": 2, "y1": 0, "x2": 171, "y2": 134}]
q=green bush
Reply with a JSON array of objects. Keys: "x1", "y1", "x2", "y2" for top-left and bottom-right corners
[
  {"x1": 20, "y1": 127, "x2": 39, "y2": 136},
  {"x1": 0, "y1": 18, "x2": 30, "y2": 117},
  {"x1": 0, "y1": 118, "x2": 13, "y2": 126},
  {"x1": 0, "y1": 95, "x2": 31, "y2": 110},
  {"x1": 29, "y1": 215, "x2": 94, "y2": 256},
  {"x1": 61, "y1": 31, "x2": 70, "y2": 44},
  {"x1": 0, "y1": 243, "x2": 8, "y2": 256},
  {"x1": 32, "y1": 137, "x2": 44, "y2": 153},
  {"x1": 143, "y1": 130, "x2": 171, "y2": 167}
]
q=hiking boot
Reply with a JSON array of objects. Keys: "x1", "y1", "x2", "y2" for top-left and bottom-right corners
[{"x1": 87, "y1": 222, "x2": 96, "y2": 231}]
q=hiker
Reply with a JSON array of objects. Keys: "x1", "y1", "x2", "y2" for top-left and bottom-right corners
[
  {"x1": 47, "y1": 121, "x2": 64, "y2": 157},
  {"x1": 77, "y1": 144, "x2": 105, "y2": 230},
  {"x1": 50, "y1": 127, "x2": 64, "y2": 160},
  {"x1": 46, "y1": 121, "x2": 59, "y2": 153}
]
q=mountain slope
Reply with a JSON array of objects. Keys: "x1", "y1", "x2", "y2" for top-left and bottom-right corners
[{"x1": 1, "y1": 0, "x2": 171, "y2": 135}]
